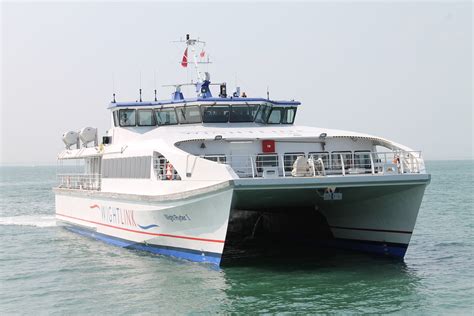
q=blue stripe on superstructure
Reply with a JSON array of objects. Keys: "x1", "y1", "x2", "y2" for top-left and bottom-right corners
[
  {"x1": 64, "y1": 225, "x2": 222, "y2": 266},
  {"x1": 109, "y1": 97, "x2": 301, "y2": 108}
]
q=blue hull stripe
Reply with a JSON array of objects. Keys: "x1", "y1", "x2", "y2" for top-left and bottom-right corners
[
  {"x1": 64, "y1": 225, "x2": 222, "y2": 266},
  {"x1": 323, "y1": 238, "x2": 408, "y2": 258}
]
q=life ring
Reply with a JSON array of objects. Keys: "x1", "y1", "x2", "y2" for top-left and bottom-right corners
[{"x1": 166, "y1": 163, "x2": 173, "y2": 180}]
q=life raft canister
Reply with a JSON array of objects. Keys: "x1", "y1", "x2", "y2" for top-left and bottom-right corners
[{"x1": 166, "y1": 163, "x2": 173, "y2": 180}]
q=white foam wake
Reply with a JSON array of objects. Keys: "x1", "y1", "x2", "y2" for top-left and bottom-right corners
[{"x1": 0, "y1": 215, "x2": 57, "y2": 228}]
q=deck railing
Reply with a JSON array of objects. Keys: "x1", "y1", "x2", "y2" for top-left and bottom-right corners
[
  {"x1": 221, "y1": 151, "x2": 423, "y2": 179},
  {"x1": 57, "y1": 173, "x2": 101, "y2": 190}
]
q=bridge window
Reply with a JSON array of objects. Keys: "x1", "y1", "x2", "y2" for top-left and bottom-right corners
[
  {"x1": 113, "y1": 111, "x2": 119, "y2": 127},
  {"x1": 202, "y1": 105, "x2": 230, "y2": 123},
  {"x1": 282, "y1": 108, "x2": 297, "y2": 124},
  {"x1": 155, "y1": 108, "x2": 178, "y2": 126},
  {"x1": 119, "y1": 109, "x2": 136, "y2": 127},
  {"x1": 137, "y1": 109, "x2": 155, "y2": 126},
  {"x1": 267, "y1": 108, "x2": 284, "y2": 124},
  {"x1": 230, "y1": 105, "x2": 260, "y2": 122},
  {"x1": 255, "y1": 105, "x2": 272, "y2": 123},
  {"x1": 176, "y1": 106, "x2": 202, "y2": 124}
]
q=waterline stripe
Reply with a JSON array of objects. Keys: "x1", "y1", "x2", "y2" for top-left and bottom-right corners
[
  {"x1": 56, "y1": 213, "x2": 225, "y2": 243},
  {"x1": 329, "y1": 225, "x2": 412, "y2": 234}
]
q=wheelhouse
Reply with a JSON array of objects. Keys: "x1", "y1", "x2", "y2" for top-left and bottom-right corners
[{"x1": 110, "y1": 99, "x2": 300, "y2": 128}]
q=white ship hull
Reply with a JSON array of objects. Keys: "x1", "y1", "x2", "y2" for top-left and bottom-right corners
[
  {"x1": 55, "y1": 184, "x2": 234, "y2": 265},
  {"x1": 55, "y1": 173, "x2": 429, "y2": 265}
]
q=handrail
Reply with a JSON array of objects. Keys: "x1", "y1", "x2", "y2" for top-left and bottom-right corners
[{"x1": 218, "y1": 150, "x2": 423, "y2": 179}]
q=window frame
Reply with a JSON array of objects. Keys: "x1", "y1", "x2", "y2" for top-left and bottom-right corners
[
  {"x1": 281, "y1": 107, "x2": 297, "y2": 124},
  {"x1": 254, "y1": 105, "x2": 272, "y2": 124},
  {"x1": 201, "y1": 105, "x2": 231, "y2": 123},
  {"x1": 283, "y1": 152, "x2": 306, "y2": 172},
  {"x1": 266, "y1": 107, "x2": 285, "y2": 124},
  {"x1": 137, "y1": 109, "x2": 156, "y2": 127},
  {"x1": 229, "y1": 104, "x2": 260, "y2": 123},
  {"x1": 176, "y1": 105, "x2": 202, "y2": 124},
  {"x1": 255, "y1": 153, "x2": 279, "y2": 173},
  {"x1": 154, "y1": 107, "x2": 179, "y2": 126},
  {"x1": 119, "y1": 109, "x2": 137, "y2": 127}
]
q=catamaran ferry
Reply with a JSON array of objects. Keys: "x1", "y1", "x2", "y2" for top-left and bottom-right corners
[{"x1": 55, "y1": 35, "x2": 430, "y2": 266}]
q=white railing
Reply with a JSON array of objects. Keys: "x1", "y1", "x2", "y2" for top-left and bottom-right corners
[
  {"x1": 57, "y1": 173, "x2": 101, "y2": 190},
  {"x1": 220, "y1": 151, "x2": 423, "y2": 179}
]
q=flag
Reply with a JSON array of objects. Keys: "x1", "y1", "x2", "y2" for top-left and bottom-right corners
[
  {"x1": 200, "y1": 50, "x2": 205, "y2": 58},
  {"x1": 181, "y1": 48, "x2": 188, "y2": 67}
]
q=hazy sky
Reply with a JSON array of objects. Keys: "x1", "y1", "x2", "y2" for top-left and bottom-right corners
[{"x1": 1, "y1": 1, "x2": 472, "y2": 164}]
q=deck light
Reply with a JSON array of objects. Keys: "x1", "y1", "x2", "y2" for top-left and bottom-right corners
[{"x1": 214, "y1": 135, "x2": 223, "y2": 140}]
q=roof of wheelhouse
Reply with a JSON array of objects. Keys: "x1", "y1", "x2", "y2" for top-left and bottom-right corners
[{"x1": 108, "y1": 97, "x2": 301, "y2": 109}]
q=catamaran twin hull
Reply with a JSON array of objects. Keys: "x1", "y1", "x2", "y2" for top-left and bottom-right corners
[{"x1": 55, "y1": 173, "x2": 430, "y2": 266}]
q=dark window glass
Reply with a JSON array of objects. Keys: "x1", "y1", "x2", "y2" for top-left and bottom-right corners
[
  {"x1": 155, "y1": 108, "x2": 178, "y2": 125},
  {"x1": 119, "y1": 109, "x2": 136, "y2": 127},
  {"x1": 137, "y1": 110, "x2": 155, "y2": 126},
  {"x1": 203, "y1": 155, "x2": 227, "y2": 164},
  {"x1": 255, "y1": 105, "x2": 272, "y2": 123},
  {"x1": 202, "y1": 105, "x2": 230, "y2": 123},
  {"x1": 176, "y1": 106, "x2": 202, "y2": 124},
  {"x1": 229, "y1": 105, "x2": 260, "y2": 122},
  {"x1": 282, "y1": 108, "x2": 297, "y2": 124}
]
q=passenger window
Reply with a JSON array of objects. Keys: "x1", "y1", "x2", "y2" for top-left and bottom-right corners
[
  {"x1": 155, "y1": 108, "x2": 178, "y2": 125},
  {"x1": 137, "y1": 110, "x2": 155, "y2": 126},
  {"x1": 119, "y1": 109, "x2": 136, "y2": 127},
  {"x1": 256, "y1": 154, "x2": 279, "y2": 173},
  {"x1": 176, "y1": 106, "x2": 202, "y2": 124},
  {"x1": 203, "y1": 155, "x2": 227, "y2": 164},
  {"x1": 309, "y1": 152, "x2": 329, "y2": 168},
  {"x1": 202, "y1": 105, "x2": 230, "y2": 123},
  {"x1": 284, "y1": 153, "x2": 305, "y2": 172}
]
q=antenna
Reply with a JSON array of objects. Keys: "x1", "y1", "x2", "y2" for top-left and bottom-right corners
[
  {"x1": 112, "y1": 73, "x2": 116, "y2": 103},
  {"x1": 139, "y1": 71, "x2": 142, "y2": 102},
  {"x1": 267, "y1": 86, "x2": 270, "y2": 100},
  {"x1": 154, "y1": 70, "x2": 158, "y2": 101}
]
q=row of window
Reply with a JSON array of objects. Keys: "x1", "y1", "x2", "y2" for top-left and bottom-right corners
[
  {"x1": 113, "y1": 104, "x2": 297, "y2": 127},
  {"x1": 202, "y1": 151, "x2": 373, "y2": 172},
  {"x1": 102, "y1": 156, "x2": 151, "y2": 179}
]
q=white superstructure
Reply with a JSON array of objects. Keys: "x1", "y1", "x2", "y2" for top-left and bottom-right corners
[{"x1": 55, "y1": 35, "x2": 430, "y2": 266}]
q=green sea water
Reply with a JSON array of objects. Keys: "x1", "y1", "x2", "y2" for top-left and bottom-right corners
[{"x1": 0, "y1": 161, "x2": 473, "y2": 314}]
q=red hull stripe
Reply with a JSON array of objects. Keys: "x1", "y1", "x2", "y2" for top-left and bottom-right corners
[{"x1": 56, "y1": 213, "x2": 225, "y2": 243}]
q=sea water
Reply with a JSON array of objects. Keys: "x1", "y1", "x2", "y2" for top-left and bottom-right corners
[{"x1": 0, "y1": 161, "x2": 473, "y2": 314}]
